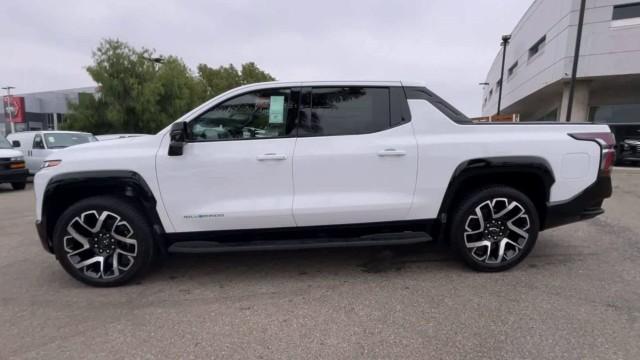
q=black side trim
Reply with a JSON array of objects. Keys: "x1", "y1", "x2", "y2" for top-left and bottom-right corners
[
  {"x1": 438, "y1": 156, "x2": 555, "y2": 219},
  {"x1": 38, "y1": 170, "x2": 165, "y2": 253},
  {"x1": 169, "y1": 232, "x2": 430, "y2": 254},
  {"x1": 543, "y1": 175, "x2": 612, "y2": 230},
  {"x1": 165, "y1": 219, "x2": 435, "y2": 245},
  {"x1": 404, "y1": 86, "x2": 471, "y2": 124},
  {"x1": 390, "y1": 86, "x2": 412, "y2": 127}
]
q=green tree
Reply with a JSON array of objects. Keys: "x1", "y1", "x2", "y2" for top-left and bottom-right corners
[
  {"x1": 64, "y1": 39, "x2": 275, "y2": 134},
  {"x1": 197, "y1": 62, "x2": 275, "y2": 99}
]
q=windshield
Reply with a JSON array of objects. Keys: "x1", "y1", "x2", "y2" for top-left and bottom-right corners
[
  {"x1": 0, "y1": 136, "x2": 12, "y2": 149},
  {"x1": 44, "y1": 133, "x2": 97, "y2": 149}
]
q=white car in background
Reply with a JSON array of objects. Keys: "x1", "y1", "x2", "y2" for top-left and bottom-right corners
[
  {"x1": 0, "y1": 135, "x2": 28, "y2": 190},
  {"x1": 7, "y1": 131, "x2": 97, "y2": 174}
]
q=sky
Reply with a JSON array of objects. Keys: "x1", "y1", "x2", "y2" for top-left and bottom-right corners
[{"x1": 0, "y1": 0, "x2": 532, "y2": 117}]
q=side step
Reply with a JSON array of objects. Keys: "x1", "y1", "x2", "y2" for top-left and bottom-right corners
[{"x1": 168, "y1": 232, "x2": 431, "y2": 254}]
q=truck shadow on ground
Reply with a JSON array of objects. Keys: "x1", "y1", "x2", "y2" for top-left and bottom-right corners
[
  {"x1": 140, "y1": 236, "x2": 575, "y2": 285},
  {"x1": 147, "y1": 242, "x2": 458, "y2": 282}
]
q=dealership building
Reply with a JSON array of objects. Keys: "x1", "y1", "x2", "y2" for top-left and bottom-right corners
[
  {"x1": 481, "y1": 0, "x2": 640, "y2": 126},
  {"x1": 1, "y1": 87, "x2": 97, "y2": 137}
]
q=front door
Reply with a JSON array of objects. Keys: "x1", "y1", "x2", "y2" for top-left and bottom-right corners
[
  {"x1": 156, "y1": 87, "x2": 299, "y2": 232},
  {"x1": 28, "y1": 134, "x2": 47, "y2": 174},
  {"x1": 292, "y1": 86, "x2": 418, "y2": 226}
]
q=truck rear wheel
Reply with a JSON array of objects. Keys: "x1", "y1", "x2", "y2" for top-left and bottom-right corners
[
  {"x1": 450, "y1": 186, "x2": 539, "y2": 272},
  {"x1": 52, "y1": 196, "x2": 155, "y2": 287}
]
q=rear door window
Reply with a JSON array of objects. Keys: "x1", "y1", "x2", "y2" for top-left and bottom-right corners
[{"x1": 298, "y1": 87, "x2": 390, "y2": 136}]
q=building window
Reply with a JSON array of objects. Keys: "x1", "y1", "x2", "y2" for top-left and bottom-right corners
[
  {"x1": 589, "y1": 103, "x2": 640, "y2": 124},
  {"x1": 612, "y1": 2, "x2": 640, "y2": 20},
  {"x1": 534, "y1": 108, "x2": 558, "y2": 122},
  {"x1": 507, "y1": 61, "x2": 518, "y2": 78},
  {"x1": 528, "y1": 35, "x2": 546, "y2": 59},
  {"x1": 46, "y1": 114, "x2": 54, "y2": 130}
]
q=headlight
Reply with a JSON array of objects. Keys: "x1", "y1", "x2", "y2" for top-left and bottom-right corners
[
  {"x1": 10, "y1": 156, "x2": 24, "y2": 162},
  {"x1": 41, "y1": 160, "x2": 62, "y2": 169}
]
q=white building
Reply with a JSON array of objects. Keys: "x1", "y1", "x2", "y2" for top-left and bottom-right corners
[
  {"x1": 481, "y1": 0, "x2": 640, "y2": 125},
  {"x1": 1, "y1": 87, "x2": 97, "y2": 137}
]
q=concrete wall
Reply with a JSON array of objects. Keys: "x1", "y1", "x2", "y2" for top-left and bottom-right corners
[{"x1": 482, "y1": 0, "x2": 640, "y2": 117}]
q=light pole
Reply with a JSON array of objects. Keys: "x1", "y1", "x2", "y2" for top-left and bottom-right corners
[
  {"x1": 497, "y1": 34, "x2": 511, "y2": 116},
  {"x1": 2, "y1": 86, "x2": 16, "y2": 134},
  {"x1": 565, "y1": 0, "x2": 587, "y2": 122}
]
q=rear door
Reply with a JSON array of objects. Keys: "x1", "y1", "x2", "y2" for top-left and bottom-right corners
[{"x1": 292, "y1": 86, "x2": 418, "y2": 226}]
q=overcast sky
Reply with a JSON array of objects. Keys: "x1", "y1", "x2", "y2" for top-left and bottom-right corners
[{"x1": 1, "y1": 0, "x2": 532, "y2": 116}]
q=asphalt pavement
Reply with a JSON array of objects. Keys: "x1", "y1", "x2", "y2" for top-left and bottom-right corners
[{"x1": 0, "y1": 169, "x2": 639, "y2": 359}]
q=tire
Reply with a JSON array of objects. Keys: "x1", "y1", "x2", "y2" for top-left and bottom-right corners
[
  {"x1": 11, "y1": 182, "x2": 26, "y2": 190},
  {"x1": 52, "y1": 196, "x2": 156, "y2": 287},
  {"x1": 449, "y1": 186, "x2": 539, "y2": 272}
]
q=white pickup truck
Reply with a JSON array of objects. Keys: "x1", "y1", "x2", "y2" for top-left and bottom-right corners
[{"x1": 33, "y1": 81, "x2": 614, "y2": 286}]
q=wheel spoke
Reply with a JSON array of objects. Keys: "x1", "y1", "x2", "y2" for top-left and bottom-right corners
[
  {"x1": 463, "y1": 196, "x2": 531, "y2": 265},
  {"x1": 63, "y1": 210, "x2": 138, "y2": 280}
]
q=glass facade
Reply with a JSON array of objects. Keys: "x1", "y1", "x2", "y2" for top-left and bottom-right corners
[{"x1": 589, "y1": 104, "x2": 640, "y2": 124}]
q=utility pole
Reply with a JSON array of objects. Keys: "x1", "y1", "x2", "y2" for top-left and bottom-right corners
[
  {"x1": 497, "y1": 34, "x2": 511, "y2": 115},
  {"x1": 2, "y1": 86, "x2": 16, "y2": 134},
  {"x1": 566, "y1": 0, "x2": 587, "y2": 122}
]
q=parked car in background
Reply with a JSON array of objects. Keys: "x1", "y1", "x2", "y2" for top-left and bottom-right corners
[
  {"x1": 95, "y1": 134, "x2": 147, "y2": 141},
  {"x1": 609, "y1": 124, "x2": 640, "y2": 165},
  {"x1": 0, "y1": 135, "x2": 28, "y2": 190},
  {"x1": 7, "y1": 131, "x2": 97, "y2": 174},
  {"x1": 33, "y1": 81, "x2": 614, "y2": 286}
]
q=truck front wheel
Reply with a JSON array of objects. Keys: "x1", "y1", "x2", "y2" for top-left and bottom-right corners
[
  {"x1": 450, "y1": 186, "x2": 539, "y2": 272},
  {"x1": 52, "y1": 196, "x2": 156, "y2": 287}
]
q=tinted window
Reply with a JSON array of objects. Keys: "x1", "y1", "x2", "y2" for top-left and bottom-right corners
[
  {"x1": 188, "y1": 88, "x2": 295, "y2": 141},
  {"x1": 528, "y1": 35, "x2": 546, "y2": 58},
  {"x1": 589, "y1": 104, "x2": 640, "y2": 124},
  {"x1": 33, "y1": 135, "x2": 45, "y2": 149},
  {"x1": 298, "y1": 87, "x2": 390, "y2": 136},
  {"x1": 613, "y1": 3, "x2": 640, "y2": 20},
  {"x1": 508, "y1": 61, "x2": 518, "y2": 77}
]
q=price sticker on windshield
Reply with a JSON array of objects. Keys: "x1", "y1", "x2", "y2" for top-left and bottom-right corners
[{"x1": 269, "y1": 96, "x2": 285, "y2": 124}]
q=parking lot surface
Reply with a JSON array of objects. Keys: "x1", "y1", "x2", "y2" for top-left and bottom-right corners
[{"x1": 1, "y1": 170, "x2": 639, "y2": 359}]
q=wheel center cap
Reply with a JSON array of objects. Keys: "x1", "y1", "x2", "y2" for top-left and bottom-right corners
[
  {"x1": 484, "y1": 220, "x2": 507, "y2": 241},
  {"x1": 91, "y1": 232, "x2": 116, "y2": 255}
]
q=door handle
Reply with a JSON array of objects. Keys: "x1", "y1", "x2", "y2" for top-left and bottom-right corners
[
  {"x1": 377, "y1": 149, "x2": 406, "y2": 157},
  {"x1": 256, "y1": 153, "x2": 287, "y2": 161}
]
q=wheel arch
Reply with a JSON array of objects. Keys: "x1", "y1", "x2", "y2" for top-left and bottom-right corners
[
  {"x1": 40, "y1": 170, "x2": 166, "y2": 253},
  {"x1": 437, "y1": 156, "x2": 555, "y2": 237}
]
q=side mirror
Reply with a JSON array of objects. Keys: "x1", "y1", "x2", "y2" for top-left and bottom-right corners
[
  {"x1": 168, "y1": 121, "x2": 187, "y2": 156},
  {"x1": 11, "y1": 140, "x2": 21, "y2": 148}
]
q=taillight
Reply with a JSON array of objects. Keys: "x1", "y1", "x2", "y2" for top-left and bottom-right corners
[{"x1": 569, "y1": 132, "x2": 616, "y2": 175}]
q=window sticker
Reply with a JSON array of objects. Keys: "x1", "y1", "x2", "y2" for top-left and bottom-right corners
[
  {"x1": 48, "y1": 136, "x2": 56, "y2": 143},
  {"x1": 269, "y1": 96, "x2": 285, "y2": 124}
]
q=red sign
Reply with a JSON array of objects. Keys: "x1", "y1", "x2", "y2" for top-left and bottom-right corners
[{"x1": 3, "y1": 96, "x2": 25, "y2": 123}]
